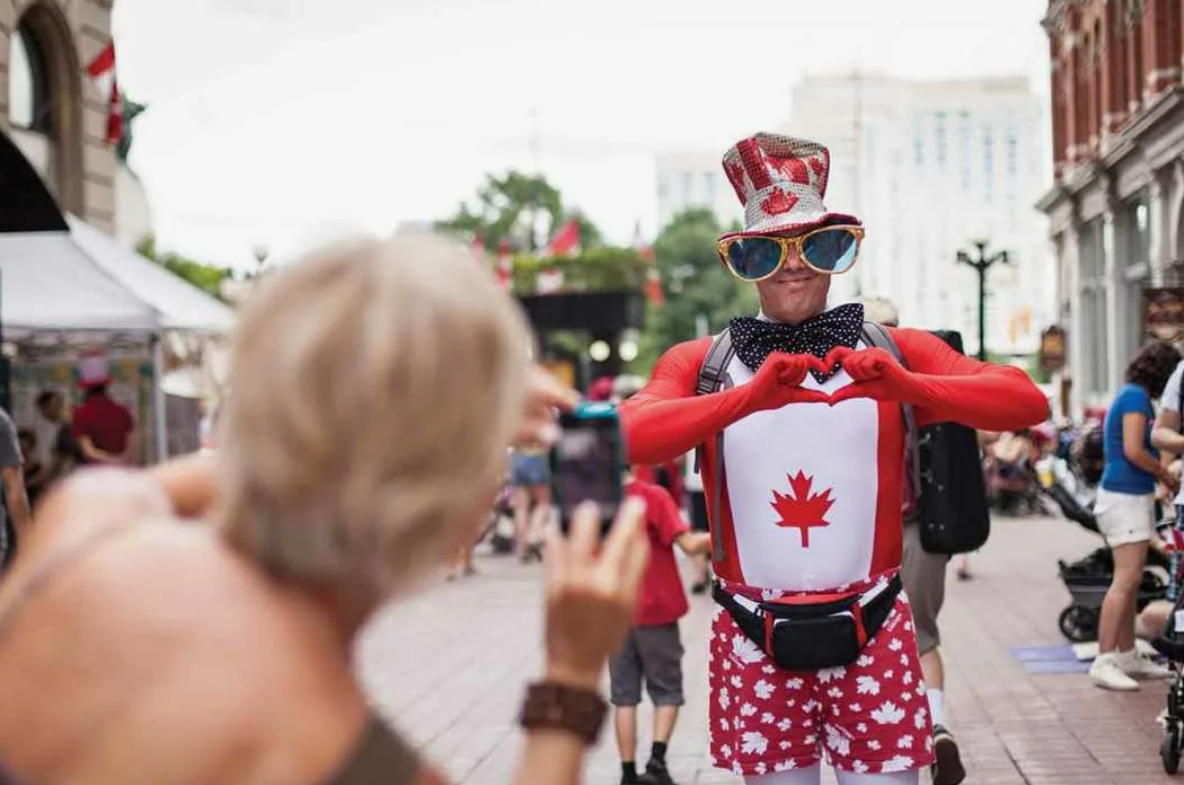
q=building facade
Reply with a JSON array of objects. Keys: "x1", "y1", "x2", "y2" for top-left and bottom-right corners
[
  {"x1": 654, "y1": 151, "x2": 743, "y2": 232},
  {"x1": 1, "y1": 0, "x2": 116, "y2": 234},
  {"x1": 1038, "y1": 0, "x2": 1184, "y2": 413},
  {"x1": 784, "y1": 73, "x2": 1054, "y2": 357}
]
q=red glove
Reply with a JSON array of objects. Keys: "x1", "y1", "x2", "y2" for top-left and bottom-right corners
[
  {"x1": 826, "y1": 347, "x2": 925, "y2": 406},
  {"x1": 743, "y1": 352, "x2": 831, "y2": 413}
]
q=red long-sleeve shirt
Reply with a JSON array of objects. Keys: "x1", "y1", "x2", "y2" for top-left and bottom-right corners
[{"x1": 620, "y1": 328, "x2": 1047, "y2": 590}]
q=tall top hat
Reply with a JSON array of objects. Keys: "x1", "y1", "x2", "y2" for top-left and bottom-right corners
[{"x1": 721, "y1": 133, "x2": 859, "y2": 237}]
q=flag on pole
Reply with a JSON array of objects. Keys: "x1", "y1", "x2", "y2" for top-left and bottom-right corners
[
  {"x1": 86, "y1": 42, "x2": 122, "y2": 145},
  {"x1": 542, "y1": 219, "x2": 581, "y2": 258},
  {"x1": 495, "y1": 239, "x2": 513, "y2": 292}
]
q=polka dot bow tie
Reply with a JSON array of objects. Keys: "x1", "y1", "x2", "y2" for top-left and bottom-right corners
[{"x1": 729, "y1": 303, "x2": 865, "y2": 383}]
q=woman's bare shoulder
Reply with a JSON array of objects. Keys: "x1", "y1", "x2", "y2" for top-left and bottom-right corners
[{"x1": 0, "y1": 472, "x2": 370, "y2": 784}]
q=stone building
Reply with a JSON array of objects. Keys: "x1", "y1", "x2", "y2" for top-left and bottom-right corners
[
  {"x1": 1038, "y1": 0, "x2": 1184, "y2": 411},
  {"x1": 0, "y1": 0, "x2": 116, "y2": 234}
]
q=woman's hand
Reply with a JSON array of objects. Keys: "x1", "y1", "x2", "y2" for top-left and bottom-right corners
[
  {"x1": 542, "y1": 499, "x2": 650, "y2": 690},
  {"x1": 516, "y1": 365, "x2": 579, "y2": 449}
]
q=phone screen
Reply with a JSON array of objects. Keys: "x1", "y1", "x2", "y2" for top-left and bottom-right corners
[{"x1": 551, "y1": 407, "x2": 624, "y2": 530}]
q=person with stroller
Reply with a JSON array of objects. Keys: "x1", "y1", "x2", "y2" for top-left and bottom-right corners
[
  {"x1": 1151, "y1": 358, "x2": 1184, "y2": 627},
  {"x1": 620, "y1": 132, "x2": 1048, "y2": 785},
  {"x1": 1089, "y1": 342, "x2": 1181, "y2": 690}
]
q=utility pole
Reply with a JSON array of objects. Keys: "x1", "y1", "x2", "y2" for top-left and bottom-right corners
[
  {"x1": 851, "y1": 69, "x2": 864, "y2": 298},
  {"x1": 956, "y1": 240, "x2": 1010, "y2": 361}
]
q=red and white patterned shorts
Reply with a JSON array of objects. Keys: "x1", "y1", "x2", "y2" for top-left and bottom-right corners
[{"x1": 708, "y1": 572, "x2": 936, "y2": 777}]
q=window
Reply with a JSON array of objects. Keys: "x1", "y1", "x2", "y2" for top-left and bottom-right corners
[
  {"x1": 935, "y1": 112, "x2": 948, "y2": 168},
  {"x1": 913, "y1": 119, "x2": 924, "y2": 166},
  {"x1": 1125, "y1": 191, "x2": 1152, "y2": 269},
  {"x1": 8, "y1": 25, "x2": 51, "y2": 132},
  {"x1": 702, "y1": 171, "x2": 715, "y2": 203},
  {"x1": 959, "y1": 111, "x2": 972, "y2": 189},
  {"x1": 680, "y1": 172, "x2": 694, "y2": 200},
  {"x1": 982, "y1": 126, "x2": 995, "y2": 201},
  {"x1": 1006, "y1": 133, "x2": 1018, "y2": 176},
  {"x1": 1079, "y1": 219, "x2": 1111, "y2": 395},
  {"x1": 5, "y1": 4, "x2": 84, "y2": 212}
]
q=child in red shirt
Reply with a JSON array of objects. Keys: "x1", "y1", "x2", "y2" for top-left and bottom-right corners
[{"x1": 610, "y1": 476, "x2": 712, "y2": 785}]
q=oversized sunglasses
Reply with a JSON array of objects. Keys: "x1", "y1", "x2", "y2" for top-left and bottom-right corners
[{"x1": 717, "y1": 225, "x2": 865, "y2": 282}]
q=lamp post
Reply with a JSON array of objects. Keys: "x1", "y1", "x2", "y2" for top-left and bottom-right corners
[{"x1": 956, "y1": 240, "x2": 1010, "y2": 361}]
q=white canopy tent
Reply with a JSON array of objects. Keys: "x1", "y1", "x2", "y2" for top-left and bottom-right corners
[{"x1": 0, "y1": 218, "x2": 236, "y2": 460}]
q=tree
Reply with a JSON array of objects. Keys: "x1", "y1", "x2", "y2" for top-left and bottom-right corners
[
  {"x1": 117, "y1": 93, "x2": 148, "y2": 166},
  {"x1": 136, "y1": 235, "x2": 234, "y2": 302},
  {"x1": 437, "y1": 171, "x2": 602, "y2": 253},
  {"x1": 632, "y1": 208, "x2": 759, "y2": 372}
]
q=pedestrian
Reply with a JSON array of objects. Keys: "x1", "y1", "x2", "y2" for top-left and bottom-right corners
[
  {"x1": 620, "y1": 133, "x2": 1048, "y2": 784},
  {"x1": 28, "y1": 390, "x2": 81, "y2": 502},
  {"x1": 0, "y1": 234, "x2": 652, "y2": 785},
  {"x1": 859, "y1": 296, "x2": 965, "y2": 785},
  {"x1": 1090, "y1": 341, "x2": 1181, "y2": 690},
  {"x1": 72, "y1": 350, "x2": 136, "y2": 466},
  {"x1": 610, "y1": 473, "x2": 711, "y2": 785},
  {"x1": 509, "y1": 445, "x2": 551, "y2": 562},
  {"x1": 0, "y1": 406, "x2": 32, "y2": 571}
]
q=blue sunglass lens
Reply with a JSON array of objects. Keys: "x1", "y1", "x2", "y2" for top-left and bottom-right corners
[
  {"x1": 801, "y1": 228, "x2": 859, "y2": 273},
  {"x1": 726, "y1": 238, "x2": 784, "y2": 280}
]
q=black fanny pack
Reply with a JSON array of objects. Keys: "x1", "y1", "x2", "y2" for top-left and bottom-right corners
[{"x1": 712, "y1": 575, "x2": 902, "y2": 672}]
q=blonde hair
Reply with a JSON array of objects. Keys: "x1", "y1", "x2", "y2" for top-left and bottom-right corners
[{"x1": 217, "y1": 235, "x2": 529, "y2": 600}]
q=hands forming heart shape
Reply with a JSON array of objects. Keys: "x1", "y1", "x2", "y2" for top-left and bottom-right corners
[{"x1": 748, "y1": 347, "x2": 919, "y2": 411}]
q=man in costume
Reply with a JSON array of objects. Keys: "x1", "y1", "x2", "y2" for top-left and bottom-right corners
[{"x1": 619, "y1": 134, "x2": 1048, "y2": 785}]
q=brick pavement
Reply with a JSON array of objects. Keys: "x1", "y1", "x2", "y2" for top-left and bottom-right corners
[{"x1": 357, "y1": 514, "x2": 1179, "y2": 785}]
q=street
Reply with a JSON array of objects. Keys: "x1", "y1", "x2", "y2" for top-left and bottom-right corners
[{"x1": 357, "y1": 513, "x2": 1176, "y2": 785}]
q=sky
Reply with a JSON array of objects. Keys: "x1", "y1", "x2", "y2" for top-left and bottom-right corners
[{"x1": 113, "y1": 0, "x2": 1053, "y2": 269}]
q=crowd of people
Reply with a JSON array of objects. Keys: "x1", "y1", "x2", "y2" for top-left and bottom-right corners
[
  {"x1": 0, "y1": 131, "x2": 1129, "y2": 785},
  {"x1": 0, "y1": 360, "x2": 137, "y2": 569}
]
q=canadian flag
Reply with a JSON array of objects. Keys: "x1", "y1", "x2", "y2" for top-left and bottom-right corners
[
  {"x1": 495, "y1": 238, "x2": 513, "y2": 292},
  {"x1": 86, "y1": 42, "x2": 122, "y2": 145},
  {"x1": 542, "y1": 219, "x2": 580, "y2": 258}
]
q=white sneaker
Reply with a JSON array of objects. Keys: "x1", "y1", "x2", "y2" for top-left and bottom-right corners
[
  {"x1": 1117, "y1": 648, "x2": 1173, "y2": 680},
  {"x1": 1090, "y1": 653, "x2": 1140, "y2": 691}
]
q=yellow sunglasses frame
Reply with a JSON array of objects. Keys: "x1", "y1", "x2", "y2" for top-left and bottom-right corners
[{"x1": 716, "y1": 225, "x2": 866, "y2": 283}]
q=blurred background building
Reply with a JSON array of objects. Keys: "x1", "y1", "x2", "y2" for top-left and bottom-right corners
[{"x1": 1038, "y1": 0, "x2": 1184, "y2": 413}]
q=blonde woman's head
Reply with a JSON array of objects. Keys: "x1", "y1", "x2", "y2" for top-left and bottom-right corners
[{"x1": 218, "y1": 234, "x2": 530, "y2": 602}]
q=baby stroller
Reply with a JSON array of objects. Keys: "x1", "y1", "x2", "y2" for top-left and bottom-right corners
[
  {"x1": 1057, "y1": 547, "x2": 1168, "y2": 642},
  {"x1": 1038, "y1": 456, "x2": 1170, "y2": 641},
  {"x1": 1153, "y1": 519, "x2": 1184, "y2": 774}
]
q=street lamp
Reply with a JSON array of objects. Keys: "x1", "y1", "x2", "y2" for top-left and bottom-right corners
[{"x1": 956, "y1": 240, "x2": 1010, "y2": 361}]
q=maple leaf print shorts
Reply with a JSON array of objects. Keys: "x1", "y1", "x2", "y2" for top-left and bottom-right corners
[{"x1": 707, "y1": 571, "x2": 936, "y2": 777}]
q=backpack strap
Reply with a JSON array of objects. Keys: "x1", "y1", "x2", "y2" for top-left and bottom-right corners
[
  {"x1": 860, "y1": 322, "x2": 922, "y2": 519},
  {"x1": 694, "y1": 330, "x2": 735, "y2": 563}
]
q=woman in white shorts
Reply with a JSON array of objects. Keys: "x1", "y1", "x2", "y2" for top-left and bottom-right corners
[{"x1": 1091, "y1": 342, "x2": 1181, "y2": 690}]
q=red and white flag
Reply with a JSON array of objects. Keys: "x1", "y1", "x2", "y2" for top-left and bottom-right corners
[
  {"x1": 542, "y1": 219, "x2": 580, "y2": 258},
  {"x1": 495, "y1": 239, "x2": 513, "y2": 292},
  {"x1": 86, "y1": 42, "x2": 122, "y2": 145}
]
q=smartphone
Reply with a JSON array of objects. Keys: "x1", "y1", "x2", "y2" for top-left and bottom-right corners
[{"x1": 550, "y1": 401, "x2": 626, "y2": 532}]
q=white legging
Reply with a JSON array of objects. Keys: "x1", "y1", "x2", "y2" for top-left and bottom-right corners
[{"x1": 745, "y1": 765, "x2": 919, "y2": 785}]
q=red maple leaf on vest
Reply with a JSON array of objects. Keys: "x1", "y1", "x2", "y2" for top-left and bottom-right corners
[
  {"x1": 770, "y1": 471, "x2": 835, "y2": 547},
  {"x1": 760, "y1": 188, "x2": 799, "y2": 215}
]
